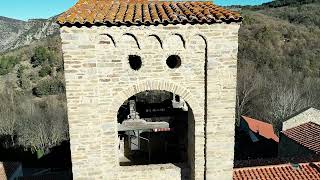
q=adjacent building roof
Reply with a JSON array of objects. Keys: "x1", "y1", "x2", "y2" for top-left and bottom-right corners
[
  {"x1": 57, "y1": 0, "x2": 242, "y2": 26},
  {"x1": 241, "y1": 116, "x2": 279, "y2": 142},
  {"x1": 233, "y1": 162, "x2": 320, "y2": 180},
  {"x1": 283, "y1": 107, "x2": 320, "y2": 131},
  {"x1": 282, "y1": 121, "x2": 320, "y2": 154}
]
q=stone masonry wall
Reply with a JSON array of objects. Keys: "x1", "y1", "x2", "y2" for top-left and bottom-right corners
[
  {"x1": 206, "y1": 24, "x2": 239, "y2": 180},
  {"x1": 60, "y1": 23, "x2": 240, "y2": 180}
]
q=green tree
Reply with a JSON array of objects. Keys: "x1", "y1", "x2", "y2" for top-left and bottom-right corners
[
  {"x1": 0, "y1": 56, "x2": 19, "y2": 75},
  {"x1": 17, "y1": 65, "x2": 31, "y2": 90},
  {"x1": 31, "y1": 47, "x2": 56, "y2": 67}
]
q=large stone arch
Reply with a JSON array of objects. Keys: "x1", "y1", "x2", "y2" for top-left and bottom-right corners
[
  {"x1": 111, "y1": 80, "x2": 201, "y2": 114},
  {"x1": 108, "y1": 79, "x2": 205, "y2": 179}
]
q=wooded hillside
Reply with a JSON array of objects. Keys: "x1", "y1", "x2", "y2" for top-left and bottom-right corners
[{"x1": 237, "y1": 0, "x2": 320, "y2": 132}]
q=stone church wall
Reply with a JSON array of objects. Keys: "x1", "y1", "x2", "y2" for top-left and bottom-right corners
[{"x1": 60, "y1": 23, "x2": 240, "y2": 180}]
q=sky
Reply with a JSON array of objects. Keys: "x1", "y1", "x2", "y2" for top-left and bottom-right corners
[{"x1": 0, "y1": 0, "x2": 272, "y2": 21}]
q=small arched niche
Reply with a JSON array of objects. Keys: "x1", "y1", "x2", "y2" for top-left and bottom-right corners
[{"x1": 117, "y1": 90, "x2": 195, "y2": 178}]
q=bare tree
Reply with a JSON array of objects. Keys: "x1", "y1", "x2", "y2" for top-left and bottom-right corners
[
  {"x1": 302, "y1": 77, "x2": 320, "y2": 108},
  {"x1": 236, "y1": 63, "x2": 263, "y2": 124},
  {"x1": 16, "y1": 98, "x2": 50, "y2": 152},
  {"x1": 46, "y1": 95, "x2": 69, "y2": 147},
  {"x1": 0, "y1": 81, "x2": 69, "y2": 151},
  {"x1": 260, "y1": 69, "x2": 317, "y2": 133},
  {"x1": 0, "y1": 84, "x2": 17, "y2": 147},
  {"x1": 266, "y1": 84, "x2": 304, "y2": 124}
]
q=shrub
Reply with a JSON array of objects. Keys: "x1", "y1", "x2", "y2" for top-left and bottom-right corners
[
  {"x1": 32, "y1": 77, "x2": 65, "y2": 97},
  {"x1": 31, "y1": 47, "x2": 57, "y2": 67},
  {"x1": 19, "y1": 76, "x2": 32, "y2": 90},
  {"x1": 38, "y1": 65, "x2": 52, "y2": 77},
  {"x1": 17, "y1": 65, "x2": 27, "y2": 79},
  {"x1": 0, "y1": 56, "x2": 19, "y2": 75},
  {"x1": 17, "y1": 65, "x2": 31, "y2": 90}
]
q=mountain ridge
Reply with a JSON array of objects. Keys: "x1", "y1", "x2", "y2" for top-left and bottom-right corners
[{"x1": 0, "y1": 16, "x2": 59, "y2": 53}]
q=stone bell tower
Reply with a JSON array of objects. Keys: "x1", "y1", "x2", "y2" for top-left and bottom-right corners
[{"x1": 57, "y1": 0, "x2": 241, "y2": 179}]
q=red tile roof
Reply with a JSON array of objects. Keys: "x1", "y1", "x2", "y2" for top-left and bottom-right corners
[
  {"x1": 282, "y1": 121, "x2": 320, "y2": 154},
  {"x1": 242, "y1": 116, "x2": 279, "y2": 142},
  {"x1": 57, "y1": 0, "x2": 242, "y2": 26},
  {"x1": 233, "y1": 162, "x2": 320, "y2": 180}
]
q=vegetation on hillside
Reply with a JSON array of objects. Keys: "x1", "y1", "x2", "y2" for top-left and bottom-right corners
[
  {"x1": 0, "y1": 36, "x2": 67, "y2": 154},
  {"x1": 236, "y1": 1, "x2": 320, "y2": 132},
  {"x1": 262, "y1": 0, "x2": 317, "y2": 7},
  {"x1": 0, "y1": 56, "x2": 19, "y2": 75},
  {"x1": 0, "y1": 85, "x2": 68, "y2": 152}
]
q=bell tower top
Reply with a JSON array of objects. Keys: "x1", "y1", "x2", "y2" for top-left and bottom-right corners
[{"x1": 57, "y1": 0, "x2": 241, "y2": 27}]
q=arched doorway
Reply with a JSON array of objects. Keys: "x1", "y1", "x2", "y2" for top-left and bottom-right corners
[{"x1": 117, "y1": 90, "x2": 195, "y2": 178}]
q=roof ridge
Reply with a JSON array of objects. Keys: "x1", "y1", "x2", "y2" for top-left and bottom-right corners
[
  {"x1": 283, "y1": 121, "x2": 320, "y2": 133},
  {"x1": 309, "y1": 121, "x2": 320, "y2": 126},
  {"x1": 234, "y1": 161, "x2": 320, "y2": 171},
  {"x1": 283, "y1": 107, "x2": 320, "y2": 123}
]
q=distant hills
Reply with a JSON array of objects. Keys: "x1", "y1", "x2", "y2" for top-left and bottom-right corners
[
  {"x1": 0, "y1": 16, "x2": 59, "y2": 53},
  {"x1": 261, "y1": 0, "x2": 318, "y2": 7}
]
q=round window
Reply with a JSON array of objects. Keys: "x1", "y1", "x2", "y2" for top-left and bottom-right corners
[
  {"x1": 128, "y1": 55, "x2": 142, "y2": 70},
  {"x1": 166, "y1": 55, "x2": 181, "y2": 69}
]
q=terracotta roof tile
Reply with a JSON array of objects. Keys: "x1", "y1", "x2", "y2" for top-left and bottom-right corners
[
  {"x1": 242, "y1": 116, "x2": 279, "y2": 142},
  {"x1": 282, "y1": 122, "x2": 320, "y2": 154},
  {"x1": 234, "y1": 162, "x2": 320, "y2": 180},
  {"x1": 57, "y1": 0, "x2": 242, "y2": 26}
]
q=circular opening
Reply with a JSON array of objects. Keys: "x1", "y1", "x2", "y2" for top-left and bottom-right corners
[
  {"x1": 166, "y1": 55, "x2": 181, "y2": 69},
  {"x1": 128, "y1": 55, "x2": 142, "y2": 70}
]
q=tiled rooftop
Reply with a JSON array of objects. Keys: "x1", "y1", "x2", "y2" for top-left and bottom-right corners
[
  {"x1": 57, "y1": 0, "x2": 242, "y2": 26},
  {"x1": 242, "y1": 116, "x2": 279, "y2": 142},
  {"x1": 282, "y1": 121, "x2": 320, "y2": 154},
  {"x1": 233, "y1": 162, "x2": 320, "y2": 180}
]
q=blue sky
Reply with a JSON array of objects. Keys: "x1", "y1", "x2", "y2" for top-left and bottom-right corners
[{"x1": 0, "y1": 0, "x2": 272, "y2": 21}]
